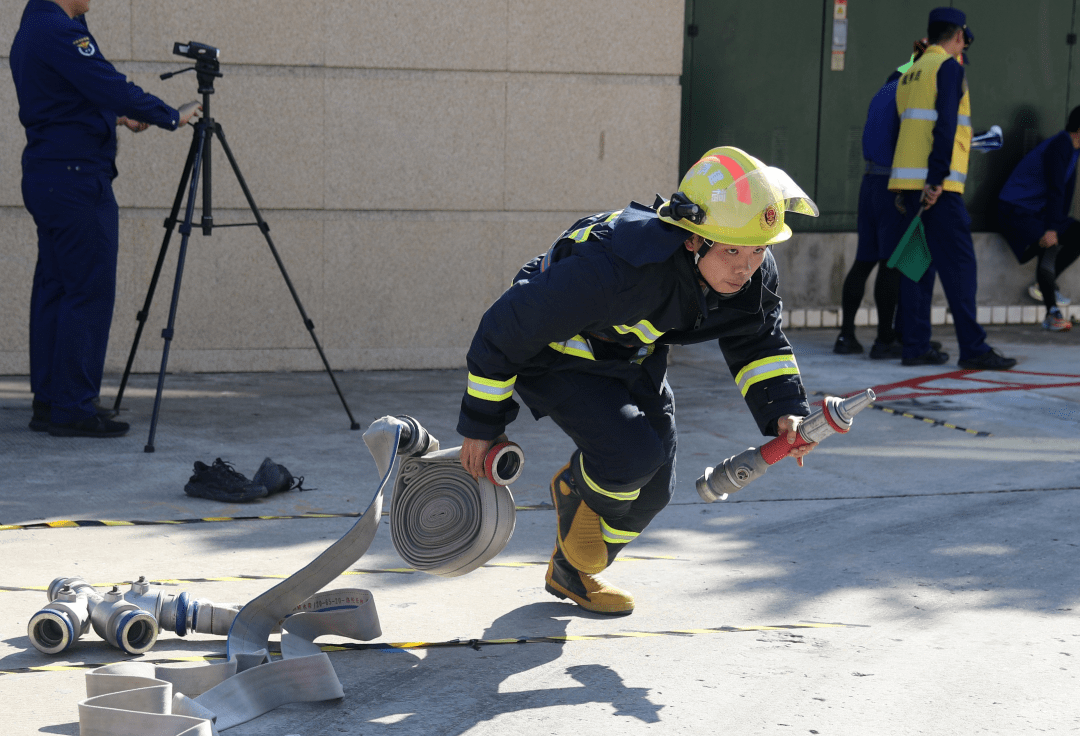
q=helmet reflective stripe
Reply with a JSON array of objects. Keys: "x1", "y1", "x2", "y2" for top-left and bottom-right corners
[
  {"x1": 548, "y1": 335, "x2": 595, "y2": 360},
  {"x1": 467, "y1": 373, "x2": 516, "y2": 402},
  {"x1": 612, "y1": 319, "x2": 664, "y2": 344},
  {"x1": 579, "y1": 454, "x2": 640, "y2": 501},
  {"x1": 734, "y1": 355, "x2": 800, "y2": 397},
  {"x1": 601, "y1": 519, "x2": 639, "y2": 544}
]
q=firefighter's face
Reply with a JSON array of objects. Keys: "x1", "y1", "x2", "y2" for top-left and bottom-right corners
[{"x1": 691, "y1": 237, "x2": 767, "y2": 294}]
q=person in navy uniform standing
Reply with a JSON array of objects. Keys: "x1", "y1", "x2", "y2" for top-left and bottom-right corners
[{"x1": 11, "y1": 0, "x2": 201, "y2": 437}]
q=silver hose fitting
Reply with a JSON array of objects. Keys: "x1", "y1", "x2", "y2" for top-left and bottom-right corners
[
  {"x1": 696, "y1": 389, "x2": 876, "y2": 502},
  {"x1": 28, "y1": 576, "x2": 241, "y2": 655}
]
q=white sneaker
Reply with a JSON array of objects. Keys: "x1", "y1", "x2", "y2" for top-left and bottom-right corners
[{"x1": 1028, "y1": 282, "x2": 1072, "y2": 306}]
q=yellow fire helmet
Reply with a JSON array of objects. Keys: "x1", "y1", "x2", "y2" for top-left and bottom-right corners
[{"x1": 658, "y1": 146, "x2": 819, "y2": 246}]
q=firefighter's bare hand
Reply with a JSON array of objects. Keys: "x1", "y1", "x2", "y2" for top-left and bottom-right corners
[
  {"x1": 460, "y1": 435, "x2": 509, "y2": 480},
  {"x1": 921, "y1": 184, "x2": 943, "y2": 208},
  {"x1": 777, "y1": 415, "x2": 817, "y2": 468},
  {"x1": 1039, "y1": 230, "x2": 1059, "y2": 248}
]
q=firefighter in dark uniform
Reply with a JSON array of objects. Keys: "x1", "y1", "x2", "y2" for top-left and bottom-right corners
[
  {"x1": 10, "y1": 0, "x2": 201, "y2": 436},
  {"x1": 889, "y1": 7, "x2": 1016, "y2": 370},
  {"x1": 457, "y1": 147, "x2": 820, "y2": 615}
]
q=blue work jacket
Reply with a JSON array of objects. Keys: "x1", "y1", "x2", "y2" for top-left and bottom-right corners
[
  {"x1": 9, "y1": 0, "x2": 179, "y2": 177},
  {"x1": 458, "y1": 202, "x2": 809, "y2": 441}
]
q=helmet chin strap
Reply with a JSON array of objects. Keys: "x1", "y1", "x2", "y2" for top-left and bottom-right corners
[{"x1": 693, "y1": 238, "x2": 713, "y2": 266}]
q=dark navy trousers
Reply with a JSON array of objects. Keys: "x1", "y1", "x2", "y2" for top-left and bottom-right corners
[
  {"x1": 515, "y1": 367, "x2": 676, "y2": 537},
  {"x1": 22, "y1": 166, "x2": 119, "y2": 424},
  {"x1": 898, "y1": 190, "x2": 989, "y2": 362}
]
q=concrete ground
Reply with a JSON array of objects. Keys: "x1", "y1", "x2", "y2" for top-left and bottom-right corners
[{"x1": 1, "y1": 325, "x2": 1078, "y2": 735}]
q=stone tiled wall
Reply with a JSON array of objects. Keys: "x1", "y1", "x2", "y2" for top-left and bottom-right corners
[{"x1": 0, "y1": 0, "x2": 684, "y2": 373}]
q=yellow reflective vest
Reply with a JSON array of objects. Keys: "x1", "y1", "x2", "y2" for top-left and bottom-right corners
[{"x1": 889, "y1": 45, "x2": 972, "y2": 194}]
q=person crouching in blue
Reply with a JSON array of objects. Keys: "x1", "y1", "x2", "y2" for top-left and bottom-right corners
[
  {"x1": 455, "y1": 147, "x2": 820, "y2": 615},
  {"x1": 997, "y1": 106, "x2": 1080, "y2": 332}
]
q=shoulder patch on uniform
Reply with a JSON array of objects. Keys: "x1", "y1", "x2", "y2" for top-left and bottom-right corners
[{"x1": 73, "y1": 36, "x2": 96, "y2": 57}]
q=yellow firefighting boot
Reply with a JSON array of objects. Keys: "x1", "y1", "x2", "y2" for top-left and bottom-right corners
[
  {"x1": 544, "y1": 546, "x2": 634, "y2": 615},
  {"x1": 550, "y1": 461, "x2": 607, "y2": 574}
]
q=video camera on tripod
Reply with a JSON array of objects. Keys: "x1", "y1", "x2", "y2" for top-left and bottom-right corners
[{"x1": 113, "y1": 40, "x2": 359, "y2": 451}]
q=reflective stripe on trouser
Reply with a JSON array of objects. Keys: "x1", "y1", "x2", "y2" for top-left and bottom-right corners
[
  {"x1": 515, "y1": 368, "x2": 677, "y2": 545},
  {"x1": 897, "y1": 190, "x2": 988, "y2": 362}
]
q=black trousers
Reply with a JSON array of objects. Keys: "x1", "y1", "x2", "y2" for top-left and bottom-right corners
[{"x1": 515, "y1": 368, "x2": 676, "y2": 541}]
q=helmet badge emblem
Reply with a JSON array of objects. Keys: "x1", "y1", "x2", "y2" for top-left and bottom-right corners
[{"x1": 761, "y1": 204, "x2": 778, "y2": 230}]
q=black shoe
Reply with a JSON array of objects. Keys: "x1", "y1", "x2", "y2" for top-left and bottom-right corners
[
  {"x1": 901, "y1": 348, "x2": 950, "y2": 366},
  {"x1": 958, "y1": 348, "x2": 1017, "y2": 371},
  {"x1": 32, "y1": 398, "x2": 118, "y2": 431},
  {"x1": 869, "y1": 340, "x2": 904, "y2": 360},
  {"x1": 185, "y1": 458, "x2": 268, "y2": 502},
  {"x1": 47, "y1": 414, "x2": 130, "y2": 438},
  {"x1": 29, "y1": 400, "x2": 50, "y2": 432},
  {"x1": 252, "y1": 457, "x2": 308, "y2": 495},
  {"x1": 833, "y1": 334, "x2": 864, "y2": 355}
]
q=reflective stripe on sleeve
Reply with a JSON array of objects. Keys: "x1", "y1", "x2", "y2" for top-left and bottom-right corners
[
  {"x1": 734, "y1": 355, "x2": 800, "y2": 397},
  {"x1": 579, "y1": 455, "x2": 640, "y2": 502},
  {"x1": 901, "y1": 108, "x2": 938, "y2": 122},
  {"x1": 548, "y1": 335, "x2": 595, "y2": 360},
  {"x1": 613, "y1": 319, "x2": 665, "y2": 344},
  {"x1": 467, "y1": 373, "x2": 517, "y2": 402},
  {"x1": 601, "y1": 519, "x2": 640, "y2": 545}
]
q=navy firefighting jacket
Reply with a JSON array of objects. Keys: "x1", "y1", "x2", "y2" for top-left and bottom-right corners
[
  {"x1": 457, "y1": 201, "x2": 809, "y2": 441},
  {"x1": 10, "y1": 0, "x2": 180, "y2": 177}
]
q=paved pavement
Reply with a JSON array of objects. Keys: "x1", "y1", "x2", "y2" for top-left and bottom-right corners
[{"x1": 1, "y1": 326, "x2": 1078, "y2": 735}]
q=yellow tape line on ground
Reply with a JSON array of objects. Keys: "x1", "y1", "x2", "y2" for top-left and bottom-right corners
[
  {"x1": 0, "y1": 621, "x2": 861, "y2": 675},
  {"x1": 0, "y1": 555, "x2": 680, "y2": 593}
]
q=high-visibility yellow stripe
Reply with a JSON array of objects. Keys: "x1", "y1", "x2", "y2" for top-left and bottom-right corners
[
  {"x1": 734, "y1": 355, "x2": 800, "y2": 396},
  {"x1": 579, "y1": 455, "x2": 639, "y2": 501},
  {"x1": 467, "y1": 373, "x2": 517, "y2": 402},
  {"x1": 613, "y1": 319, "x2": 665, "y2": 344},
  {"x1": 548, "y1": 335, "x2": 595, "y2": 360},
  {"x1": 601, "y1": 519, "x2": 639, "y2": 544}
]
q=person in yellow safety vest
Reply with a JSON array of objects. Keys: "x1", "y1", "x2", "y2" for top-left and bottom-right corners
[{"x1": 889, "y1": 7, "x2": 1017, "y2": 370}]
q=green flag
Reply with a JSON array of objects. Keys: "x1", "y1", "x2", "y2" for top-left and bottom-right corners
[{"x1": 887, "y1": 205, "x2": 932, "y2": 281}]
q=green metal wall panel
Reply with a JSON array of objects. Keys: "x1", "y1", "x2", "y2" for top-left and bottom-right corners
[{"x1": 682, "y1": 1, "x2": 1080, "y2": 233}]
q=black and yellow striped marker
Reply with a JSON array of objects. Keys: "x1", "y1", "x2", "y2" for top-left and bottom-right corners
[
  {"x1": 0, "y1": 621, "x2": 860, "y2": 676},
  {"x1": 812, "y1": 391, "x2": 990, "y2": 437},
  {"x1": 0, "y1": 554, "x2": 678, "y2": 593},
  {"x1": 0, "y1": 503, "x2": 557, "y2": 533}
]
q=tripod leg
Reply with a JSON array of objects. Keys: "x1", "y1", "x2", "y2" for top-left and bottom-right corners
[
  {"x1": 114, "y1": 131, "x2": 201, "y2": 413},
  {"x1": 144, "y1": 124, "x2": 210, "y2": 452},
  {"x1": 212, "y1": 122, "x2": 361, "y2": 430}
]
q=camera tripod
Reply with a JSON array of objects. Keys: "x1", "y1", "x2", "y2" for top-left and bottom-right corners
[{"x1": 113, "y1": 50, "x2": 360, "y2": 452}]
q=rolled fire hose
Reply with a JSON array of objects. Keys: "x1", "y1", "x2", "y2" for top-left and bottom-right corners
[
  {"x1": 391, "y1": 441, "x2": 521, "y2": 577},
  {"x1": 74, "y1": 415, "x2": 515, "y2": 735}
]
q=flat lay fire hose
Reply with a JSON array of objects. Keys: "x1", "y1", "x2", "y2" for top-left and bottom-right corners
[
  {"x1": 696, "y1": 389, "x2": 875, "y2": 502},
  {"x1": 34, "y1": 415, "x2": 521, "y2": 735}
]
